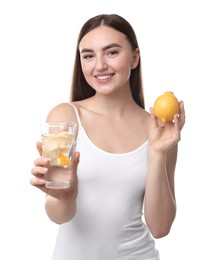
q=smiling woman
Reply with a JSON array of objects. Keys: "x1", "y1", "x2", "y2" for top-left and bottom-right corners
[
  {"x1": 30, "y1": 13, "x2": 185, "y2": 260},
  {"x1": 79, "y1": 26, "x2": 140, "y2": 97},
  {"x1": 71, "y1": 14, "x2": 144, "y2": 106}
]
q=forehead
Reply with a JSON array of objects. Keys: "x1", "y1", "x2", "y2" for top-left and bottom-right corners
[{"x1": 79, "y1": 25, "x2": 130, "y2": 50}]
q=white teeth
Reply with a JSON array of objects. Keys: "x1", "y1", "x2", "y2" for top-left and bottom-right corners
[{"x1": 97, "y1": 75, "x2": 111, "y2": 80}]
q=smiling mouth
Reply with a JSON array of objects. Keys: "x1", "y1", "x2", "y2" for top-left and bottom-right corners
[{"x1": 95, "y1": 74, "x2": 114, "y2": 80}]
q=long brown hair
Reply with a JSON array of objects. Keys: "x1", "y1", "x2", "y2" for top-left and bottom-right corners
[{"x1": 70, "y1": 14, "x2": 145, "y2": 109}]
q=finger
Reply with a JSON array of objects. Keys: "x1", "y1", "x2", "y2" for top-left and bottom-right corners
[
  {"x1": 173, "y1": 114, "x2": 180, "y2": 132},
  {"x1": 30, "y1": 177, "x2": 50, "y2": 195},
  {"x1": 34, "y1": 157, "x2": 50, "y2": 167},
  {"x1": 149, "y1": 107, "x2": 159, "y2": 128},
  {"x1": 71, "y1": 152, "x2": 80, "y2": 176},
  {"x1": 30, "y1": 177, "x2": 46, "y2": 187},
  {"x1": 178, "y1": 101, "x2": 186, "y2": 129},
  {"x1": 31, "y1": 166, "x2": 48, "y2": 177},
  {"x1": 36, "y1": 141, "x2": 43, "y2": 156}
]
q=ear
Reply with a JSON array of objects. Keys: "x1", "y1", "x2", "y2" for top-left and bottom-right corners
[{"x1": 131, "y1": 48, "x2": 140, "y2": 69}]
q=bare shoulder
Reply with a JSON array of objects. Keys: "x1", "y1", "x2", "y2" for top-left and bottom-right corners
[
  {"x1": 71, "y1": 99, "x2": 99, "y2": 119},
  {"x1": 72, "y1": 99, "x2": 94, "y2": 111},
  {"x1": 46, "y1": 102, "x2": 78, "y2": 124}
]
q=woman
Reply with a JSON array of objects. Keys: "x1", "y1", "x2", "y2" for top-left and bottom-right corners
[{"x1": 31, "y1": 14, "x2": 185, "y2": 260}]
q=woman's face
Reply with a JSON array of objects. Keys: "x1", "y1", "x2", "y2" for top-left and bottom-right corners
[{"x1": 79, "y1": 25, "x2": 139, "y2": 96}]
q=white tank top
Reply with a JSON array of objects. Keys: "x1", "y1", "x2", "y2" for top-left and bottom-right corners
[{"x1": 52, "y1": 103, "x2": 160, "y2": 260}]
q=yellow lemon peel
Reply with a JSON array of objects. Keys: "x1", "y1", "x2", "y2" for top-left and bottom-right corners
[{"x1": 153, "y1": 91, "x2": 179, "y2": 122}]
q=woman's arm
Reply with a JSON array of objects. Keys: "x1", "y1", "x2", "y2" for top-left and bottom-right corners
[
  {"x1": 144, "y1": 101, "x2": 185, "y2": 238},
  {"x1": 30, "y1": 103, "x2": 80, "y2": 224},
  {"x1": 144, "y1": 145, "x2": 177, "y2": 238}
]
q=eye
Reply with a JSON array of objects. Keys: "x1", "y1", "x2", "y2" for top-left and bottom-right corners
[
  {"x1": 107, "y1": 49, "x2": 119, "y2": 57},
  {"x1": 83, "y1": 54, "x2": 94, "y2": 60}
]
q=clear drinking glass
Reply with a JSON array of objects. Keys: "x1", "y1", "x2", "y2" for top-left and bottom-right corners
[{"x1": 40, "y1": 122, "x2": 77, "y2": 189}]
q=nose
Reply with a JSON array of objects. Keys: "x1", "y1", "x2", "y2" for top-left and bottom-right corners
[{"x1": 95, "y1": 56, "x2": 108, "y2": 71}]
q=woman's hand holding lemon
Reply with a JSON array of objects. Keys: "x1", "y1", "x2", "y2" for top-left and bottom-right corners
[{"x1": 149, "y1": 91, "x2": 185, "y2": 153}]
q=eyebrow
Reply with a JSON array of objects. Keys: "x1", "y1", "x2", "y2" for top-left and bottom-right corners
[{"x1": 80, "y1": 43, "x2": 122, "y2": 53}]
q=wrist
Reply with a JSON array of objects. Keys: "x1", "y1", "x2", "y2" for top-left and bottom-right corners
[{"x1": 148, "y1": 145, "x2": 166, "y2": 158}]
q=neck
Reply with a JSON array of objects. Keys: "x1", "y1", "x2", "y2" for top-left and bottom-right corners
[{"x1": 90, "y1": 90, "x2": 138, "y2": 118}]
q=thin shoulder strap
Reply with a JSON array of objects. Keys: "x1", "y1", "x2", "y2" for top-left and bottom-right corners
[{"x1": 69, "y1": 103, "x2": 82, "y2": 127}]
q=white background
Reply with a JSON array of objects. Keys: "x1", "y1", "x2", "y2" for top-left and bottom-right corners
[{"x1": 0, "y1": 0, "x2": 214, "y2": 259}]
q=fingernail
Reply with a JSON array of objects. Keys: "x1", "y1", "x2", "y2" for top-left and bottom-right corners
[
  {"x1": 41, "y1": 157, "x2": 50, "y2": 163},
  {"x1": 41, "y1": 168, "x2": 48, "y2": 173}
]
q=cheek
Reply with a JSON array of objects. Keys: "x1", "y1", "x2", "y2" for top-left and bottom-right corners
[
  {"x1": 116, "y1": 54, "x2": 134, "y2": 70},
  {"x1": 115, "y1": 58, "x2": 133, "y2": 75},
  {"x1": 81, "y1": 63, "x2": 91, "y2": 78}
]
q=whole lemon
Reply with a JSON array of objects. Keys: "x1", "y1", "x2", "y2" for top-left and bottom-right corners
[{"x1": 153, "y1": 91, "x2": 179, "y2": 122}]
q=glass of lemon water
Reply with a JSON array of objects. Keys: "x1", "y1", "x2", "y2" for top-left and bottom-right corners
[{"x1": 40, "y1": 122, "x2": 77, "y2": 189}]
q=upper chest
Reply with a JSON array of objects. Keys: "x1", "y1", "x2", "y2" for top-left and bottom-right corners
[{"x1": 78, "y1": 108, "x2": 150, "y2": 154}]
